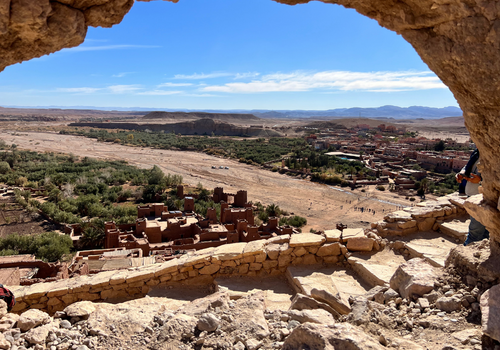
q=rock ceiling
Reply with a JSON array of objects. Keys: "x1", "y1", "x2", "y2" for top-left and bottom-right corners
[{"x1": 1, "y1": 0, "x2": 500, "y2": 251}]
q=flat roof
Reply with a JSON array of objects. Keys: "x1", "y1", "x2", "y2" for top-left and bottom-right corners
[{"x1": 325, "y1": 152, "x2": 361, "y2": 159}]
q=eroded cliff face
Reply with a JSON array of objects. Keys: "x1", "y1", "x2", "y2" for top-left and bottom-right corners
[{"x1": 1, "y1": 0, "x2": 500, "y2": 251}]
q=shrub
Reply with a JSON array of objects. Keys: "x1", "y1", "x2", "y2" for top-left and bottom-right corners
[{"x1": 376, "y1": 185, "x2": 386, "y2": 191}]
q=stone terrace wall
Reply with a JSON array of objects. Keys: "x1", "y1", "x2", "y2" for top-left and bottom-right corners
[
  {"x1": 8, "y1": 232, "x2": 383, "y2": 314},
  {"x1": 370, "y1": 193, "x2": 468, "y2": 238}
]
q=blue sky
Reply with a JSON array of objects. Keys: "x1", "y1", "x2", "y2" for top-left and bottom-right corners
[{"x1": 0, "y1": 0, "x2": 459, "y2": 110}]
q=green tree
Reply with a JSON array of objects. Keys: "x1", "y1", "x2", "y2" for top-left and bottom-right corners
[{"x1": 434, "y1": 140, "x2": 445, "y2": 152}]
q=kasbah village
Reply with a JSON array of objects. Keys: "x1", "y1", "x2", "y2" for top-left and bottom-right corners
[{"x1": 1, "y1": 1, "x2": 500, "y2": 350}]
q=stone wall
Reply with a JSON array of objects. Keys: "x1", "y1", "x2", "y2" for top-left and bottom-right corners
[
  {"x1": 7, "y1": 231, "x2": 383, "y2": 315},
  {"x1": 370, "y1": 193, "x2": 469, "y2": 239}
]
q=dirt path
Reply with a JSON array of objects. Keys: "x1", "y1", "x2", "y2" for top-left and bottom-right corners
[{"x1": 1, "y1": 131, "x2": 415, "y2": 231}]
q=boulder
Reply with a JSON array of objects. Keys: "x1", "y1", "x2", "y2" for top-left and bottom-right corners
[
  {"x1": 436, "y1": 297, "x2": 462, "y2": 312},
  {"x1": 389, "y1": 258, "x2": 438, "y2": 299},
  {"x1": 64, "y1": 301, "x2": 96, "y2": 317},
  {"x1": 17, "y1": 309, "x2": 50, "y2": 332},
  {"x1": 384, "y1": 211, "x2": 413, "y2": 222},
  {"x1": 481, "y1": 284, "x2": 500, "y2": 341},
  {"x1": 346, "y1": 237, "x2": 374, "y2": 252},
  {"x1": 25, "y1": 324, "x2": 51, "y2": 344},
  {"x1": 0, "y1": 334, "x2": 9, "y2": 350},
  {"x1": 289, "y1": 293, "x2": 340, "y2": 319},
  {"x1": 197, "y1": 313, "x2": 219, "y2": 332},
  {"x1": 283, "y1": 323, "x2": 384, "y2": 350},
  {"x1": 289, "y1": 233, "x2": 325, "y2": 247},
  {"x1": 288, "y1": 269, "x2": 351, "y2": 315},
  {"x1": 316, "y1": 243, "x2": 341, "y2": 257},
  {"x1": 287, "y1": 309, "x2": 335, "y2": 324}
]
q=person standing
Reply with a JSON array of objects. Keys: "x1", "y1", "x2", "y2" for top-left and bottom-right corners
[{"x1": 456, "y1": 149, "x2": 489, "y2": 245}]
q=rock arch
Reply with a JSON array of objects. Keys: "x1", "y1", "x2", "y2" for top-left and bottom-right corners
[{"x1": 1, "y1": 0, "x2": 500, "y2": 253}]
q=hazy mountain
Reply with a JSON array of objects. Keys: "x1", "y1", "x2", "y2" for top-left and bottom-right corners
[{"x1": 0, "y1": 105, "x2": 462, "y2": 119}]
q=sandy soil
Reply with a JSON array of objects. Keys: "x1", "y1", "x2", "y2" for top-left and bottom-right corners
[{"x1": 1, "y1": 131, "x2": 421, "y2": 232}]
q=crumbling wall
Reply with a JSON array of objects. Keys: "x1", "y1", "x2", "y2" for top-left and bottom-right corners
[{"x1": 8, "y1": 231, "x2": 383, "y2": 314}]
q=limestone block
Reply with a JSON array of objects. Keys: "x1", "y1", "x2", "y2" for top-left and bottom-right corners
[
  {"x1": 23, "y1": 282, "x2": 50, "y2": 300},
  {"x1": 444, "y1": 206, "x2": 453, "y2": 216},
  {"x1": 384, "y1": 211, "x2": 412, "y2": 222},
  {"x1": 47, "y1": 297, "x2": 62, "y2": 306},
  {"x1": 154, "y1": 259, "x2": 180, "y2": 277},
  {"x1": 128, "y1": 281, "x2": 145, "y2": 288},
  {"x1": 282, "y1": 323, "x2": 384, "y2": 350},
  {"x1": 307, "y1": 246, "x2": 319, "y2": 254},
  {"x1": 110, "y1": 271, "x2": 128, "y2": 285},
  {"x1": 288, "y1": 309, "x2": 335, "y2": 324},
  {"x1": 481, "y1": 284, "x2": 500, "y2": 342},
  {"x1": 160, "y1": 274, "x2": 172, "y2": 283},
  {"x1": 212, "y1": 242, "x2": 247, "y2": 261},
  {"x1": 346, "y1": 237, "x2": 374, "y2": 252},
  {"x1": 323, "y1": 256, "x2": 339, "y2": 264},
  {"x1": 263, "y1": 260, "x2": 278, "y2": 270},
  {"x1": 249, "y1": 263, "x2": 263, "y2": 271},
  {"x1": 11, "y1": 301, "x2": 27, "y2": 313},
  {"x1": 389, "y1": 258, "x2": 438, "y2": 299},
  {"x1": 17, "y1": 309, "x2": 50, "y2": 332},
  {"x1": 439, "y1": 220, "x2": 469, "y2": 240},
  {"x1": 194, "y1": 263, "x2": 205, "y2": 269},
  {"x1": 289, "y1": 233, "x2": 325, "y2": 247},
  {"x1": 401, "y1": 226, "x2": 419, "y2": 235},
  {"x1": 125, "y1": 269, "x2": 155, "y2": 284},
  {"x1": 288, "y1": 268, "x2": 351, "y2": 315},
  {"x1": 199, "y1": 264, "x2": 220, "y2": 275},
  {"x1": 82, "y1": 270, "x2": 115, "y2": 289},
  {"x1": 409, "y1": 207, "x2": 436, "y2": 219},
  {"x1": 266, "y1": 243, "x2": 292, "y2": 260},
  {"x1": 316, "y1": 243, "x2": 341, "y2": 257},
  {"x1": 302, "y1": 254, "x2": 317, "y2": 265},
  {"x1": 436, "y1": 297, "x2": 462, "y2": 312},
  {"x1": 78, "y1": 292, "x2": 100, "y2": 301},
  {"x1": 222, "y1": 260, "x2": 237, "y2": 267},
  {"x1": 323, "y1": 229, "x2": 341, "y2": 242},
  {"x1": 278, "y1": 254, "x2": 292, "y2": 267},
  {"x1": 448, "y1": 195, "x2": 467, "y2": 209},
  {"x1": 397, "y1": 220, "x2": 417, "y2": 229},
  {"x1": 416, "y1": 217, "x2": 436, "y2": 231},
  {"x1": 25, "y1": 325, "x2": 50, "y2": 345},
  {"x1": 255, "y1": 252, "x2": 267, "y2": 263},
  {"x1": 112, "y1": 283, "x2": 128, "y2": 291},
  {"x1": 241, "y1": 255, "x2": 255, "y2": 264},
  {"x1": 180, "y1": 265, "x2": 194, "y2": 273},
  {"x1": 0, "y1": 301, "x2": 5, "y2": 320},
  {"x1": 238, "y1": 264, "x2": 249, "y2": 274},
  {"x1": 180, "y1": 252, "x2": 212, "y2": 267},
  {"x1": 292, "y1": 257, "x2": 303, "y2": 265},
  {"x1": 290, "y1": 293, "x2": 341, "y2": 319},
  {"x1": 172, "y1": 273, "x2": 188, "y2": 281},
  {"x1": 293, "y1": 246, "x2": 308, "y2": 257},
  {"x1": 142, "y1": 286, "x2": 150, "y2": 294},
  {"x1": 100, "y1": 289, "x2": 114, "y2": 300},
  {"x1": 243, "y1": 240, "x2": 267, "y2": 256},
  {"x1": 64, "y1": 300, "x2": 96, "y2": 317},
  {"x1": 61, "y1": 294, "x2": 78, "y2": 305},
  {"x1": 188, "y1": 269, "x2": 198, "y2": 278}
]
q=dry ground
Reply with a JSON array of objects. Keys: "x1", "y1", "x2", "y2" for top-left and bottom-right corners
[{"x1": 1, "y1": 131, "x2": 425, "y2": 232}]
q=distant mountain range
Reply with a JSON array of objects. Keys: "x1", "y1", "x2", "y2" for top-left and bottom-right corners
[{"x1": 0, "y1": 105, "x2": 462, "y2": 120}]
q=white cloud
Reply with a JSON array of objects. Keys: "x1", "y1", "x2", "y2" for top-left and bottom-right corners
[
  {"x1": 56, "y1": 87, "x2": 102, "y2": 94},
  {"x1": 202, "y1": 70, "x2": 447, "y2": 93},
  {"x1": 107, "y1": 85, "x2": 142, "y2": 94},
  {"x1": 157, "y1": 82, "x2": 193, "y2": 87},
  {"x1": 234, "y1": 72, "x2": 260, "y2": 79},
  {"x1": 137, "y1": 90, "x2": 182, "y2": 96},
  {"x1": 173, "y1": 72, "x2": 234, "y2": 80},
  {"x1": 66, "y1": 45, "x2": 160, "y2": 52},
  {"x1": 172, "y1": 72, "x2": 260, "y2": 80},
  {"x1": 112, "y1": 72, "x2": 134, "y2": 78}
]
